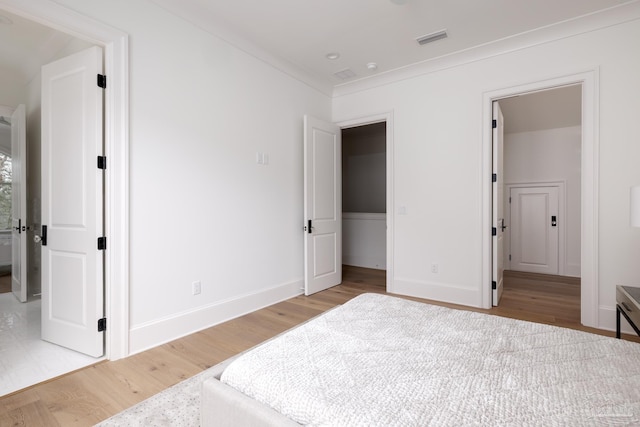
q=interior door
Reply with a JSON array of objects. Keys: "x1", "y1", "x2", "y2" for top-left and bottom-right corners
[
  {"x1": 10, "y1": 104, "x2": 27, "y2": 303},
  {"x1": 492, "y1": 102, "x2": 505, "y2": 306},
  {"x1": 41, "y1": 46, "x2": 105, "y2": 357},
  {"x1": 510, "y1": 186, "x2": 559, "y2": 275},
  {"x1": 303, "y1": 115, "x2": 342, "y2": 295}
]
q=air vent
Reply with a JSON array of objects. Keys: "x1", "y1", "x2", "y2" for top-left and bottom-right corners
[
  {"x1": 333, "y1": 68, "x2": 357, "y2": 80},
  {"x1": 416, "y1": 29, "x2": 448, "y2": 46}
]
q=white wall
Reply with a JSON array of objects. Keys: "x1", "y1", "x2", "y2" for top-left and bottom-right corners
[
  {"x1": 343, "y1": 213, "x2": 386, "y2": 269},
  {"x1": 54, "y1": 0, "x2": 331, "y2": 353},
  {"x1": 504, "y1": 126, "x2": 581, "y2": 277},
  {"x1": 333, "y1": 17, "x2": 640, "y2": 330}
]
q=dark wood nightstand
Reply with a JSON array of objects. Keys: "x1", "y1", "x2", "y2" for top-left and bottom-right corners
[{"x1": 616, "y1": 285, "x2": 640, "y2": 339}]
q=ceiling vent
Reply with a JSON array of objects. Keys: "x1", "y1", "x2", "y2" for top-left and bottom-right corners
[
  {"x1": 333, "y1": 68, "x2": 357, "y2": 80},
  {"x1": 416, "y1": 30, "x2": 448, "y2": 46}
]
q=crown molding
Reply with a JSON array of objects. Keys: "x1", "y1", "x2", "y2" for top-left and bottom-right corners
[
  {"x1": 150, "y1": 0, "x2": 334, "y2": 97},
  {"x1": 332, "y1": 0, "x2": 640, "y2": 98}
]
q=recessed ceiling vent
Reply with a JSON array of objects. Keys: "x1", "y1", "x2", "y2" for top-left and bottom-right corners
[
  {"x1": 416, "y1": 29, "x2": 448, "y2": 46},
  {"x1": 333, "y1": 68, "x2": 357, "y2": 80}
]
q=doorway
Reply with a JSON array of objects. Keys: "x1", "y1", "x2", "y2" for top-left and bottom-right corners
[
  {"x1": 339, "y1": 112, "x2": 394, "y2": 292},
  {"x1": 0, "y1": 2, "x2": 129, "y2": 394},
  {"x1": 485, "y1": 73, "x2": 597, "y2": 326},
  {"x1": 498, "y1": 85, "x2": 582, "y2": 322},
  {"x1": 342, "y1": 122, "x2": 387, "y2": 272}
]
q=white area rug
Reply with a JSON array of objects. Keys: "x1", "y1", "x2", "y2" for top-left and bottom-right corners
[{"x1": 95, "y1": 368, "x2": 216, "y2": 427}]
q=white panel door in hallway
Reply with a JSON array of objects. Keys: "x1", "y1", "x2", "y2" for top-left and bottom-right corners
[
  {"x1": 41, "y1": 46, "x2": 105, "y2": 357},
  {"x1": 509, "y1": 186, "x2": 559, "y2": 275}
]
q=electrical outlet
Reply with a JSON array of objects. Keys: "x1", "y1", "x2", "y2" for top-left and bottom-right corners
[
  {"x1": 192, "y1": 281, "x2": 202, "y2": 295},
  {"x1": 431, "y1": 264, "x2": 439, "y2": 274}
]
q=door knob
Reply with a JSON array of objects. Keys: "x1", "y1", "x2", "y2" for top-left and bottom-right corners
[{"x1": 499, "y1": 218, "x2": 507, "y2": 232}]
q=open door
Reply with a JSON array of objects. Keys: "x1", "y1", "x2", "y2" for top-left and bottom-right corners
[
  {"x1": 10, "y1": 104, "x2": 27, "y2": 303},
  {"x1": 492, "y1": 102, "x2": 505, "y2": 306},
  {"x1": 40, "y1": 46, "x2": 105, "y2": 357},
  {"x1": 303, "y1": 115, "x2": 342, "y2": 295}
]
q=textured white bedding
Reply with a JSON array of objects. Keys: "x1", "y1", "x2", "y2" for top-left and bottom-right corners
[{"x1": 220, "y1": 293, "x2": 640, "y2": 426}]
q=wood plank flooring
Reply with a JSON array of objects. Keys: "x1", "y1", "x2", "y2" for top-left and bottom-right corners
[{"x1": 1, "y1": 266, "x2": 637, "y2": 426}]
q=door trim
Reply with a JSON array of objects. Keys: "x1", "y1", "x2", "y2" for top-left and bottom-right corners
[
  {"x1": 337, "y1": 111, "x2": 394, "y2": 292},
  {"x1": 0, "y1": 0, "x2": 130, "y2": 359},
  {"x1": 482, "y1": 70, "x2": 598, "y2": 328}
]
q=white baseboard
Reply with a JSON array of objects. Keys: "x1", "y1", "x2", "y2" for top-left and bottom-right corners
[
  {"x1": 565, "y1": 263, "x2": 581, "y2": 278},
  {"x1": 343, "y1": 256, "x2": 386, "y2": 270},
  {"x1": 391, "y1": 277, "x2": 482, "y2": 308},
  {"x1": 129, "y1": 279, "x2": 304, "y2": 355},
  {"x1": 599, "y1": 305, "x2": 637, "y2": 336}
]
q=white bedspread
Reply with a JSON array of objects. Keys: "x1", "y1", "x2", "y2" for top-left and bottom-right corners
[{"x1": 220, "y1": 293, "x2": 640, "y2": 426}]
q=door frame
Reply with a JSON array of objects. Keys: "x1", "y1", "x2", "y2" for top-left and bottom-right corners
[
  {"x1": 0, "y1": 0, "x2": 130, "y2": 359},
  {"x1": 482, "y1": 70, "x2": 598, "y2": 328},
  {"x1": 337, "y1": 111, "x2": 394, "y2": 292}
]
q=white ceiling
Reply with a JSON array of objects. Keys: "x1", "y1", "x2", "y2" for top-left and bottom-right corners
[
  {"x1": 0, "y1": 0, "x2": 625, "y2": 135},
  {"x1": 0, "y1": 10, "x2": 80, "y2": 86},
  {"x1": 500, "y1": 85, "x2": 582, "y2": 134},
  {"x1": 150, "y1": 0, "x2": 632, "y2": 92}
]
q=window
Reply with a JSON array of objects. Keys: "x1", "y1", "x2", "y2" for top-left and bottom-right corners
[{"x1": 0, "y1": 153, "x2": 11, "y2": 231}]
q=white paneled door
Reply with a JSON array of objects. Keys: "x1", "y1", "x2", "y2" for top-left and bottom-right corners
[
  {"x1": 11, "y1": 104, "x2": 27, "y2": 303},
  {"x1": 303, "y1": 115, "x2": 342, "y2": 295},
  {"x1": 41, "y1": 46, "x2": 105, "y2": 357},
  {"x1": 510, "y1": 186, "x2": 559, "y2": 275},
  {"x1": 492, "y1": 102, "x2": 505, "y2": 306}
]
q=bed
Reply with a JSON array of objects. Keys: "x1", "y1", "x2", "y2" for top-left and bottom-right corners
[{"x1": 201, "y1": 293, "x2": 640, "y2": 426}]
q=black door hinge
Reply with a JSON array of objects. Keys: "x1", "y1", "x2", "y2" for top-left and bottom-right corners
[
  {"x1": 492, "y1": 281, "x2": 497, "y2": 290},
  {"x1": 97, "y1": 74, "x2": 107, "y2": 89},
  {"x1": 98, "y1": 318, "x2": 107, "y2": 332},
  {"x1": 492, "y1": 227, "x2": 497, "y2": 236},
  {"x1": 97, "y1": 156, "x2": 107, "y2": 170},
  {"x1": 492, "y1": 119, "x2": 497, "y2": 129},
  {"x1": 98, "y1": 237, "x2": 107, "y2": 250},
  {"x1": 492, "y1": 173, "x2": 497, "y2": 183}
]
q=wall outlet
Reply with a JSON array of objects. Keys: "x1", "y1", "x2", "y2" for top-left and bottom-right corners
[
  {"x1": 431, "y1": 264, "x2": 439, "y2": 274},
  {"x1": 192, "y1": 281, "x2": 202, "y2": 295}
]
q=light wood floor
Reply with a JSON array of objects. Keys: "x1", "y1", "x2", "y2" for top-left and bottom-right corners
[{"x1": 1, "y1": 266, "x2": 637, "y2": 426}]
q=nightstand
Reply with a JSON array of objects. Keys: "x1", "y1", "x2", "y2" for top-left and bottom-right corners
[{"x1": 616, "y1": 285, "x2": 640, "y2": 339}]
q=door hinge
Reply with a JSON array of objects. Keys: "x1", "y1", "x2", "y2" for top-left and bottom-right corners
[
  {"x1": 492, "y1": 281, "x2": 497, "y2": 290},
  {"x1": 97, "y1": 74, "x2": 107, "y2": 89},
  {"x1": 492, "y1": 173, "x2": 497, "y2": 183},
  {"x1": 98, "y1": 318, "x2": 107, "y2": 332},
  {"x1": 509, "y1": 196, "x2": 511, "y2": 204},
  {"x1": 509, "y1": 254, "x2": 512, "y2": 261},
  {"x1": 97, "y1": 156, "x2": 107, "y2": 170},
  {"x1": 492, "y1": 227, "x2": 497, "y2": 236},
  {"x1": 492, "y1": 119, "x2": 497, "y2": 129},
  {"x1": 98, "y1": 237, "x2": 107, "y2": 250}
]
